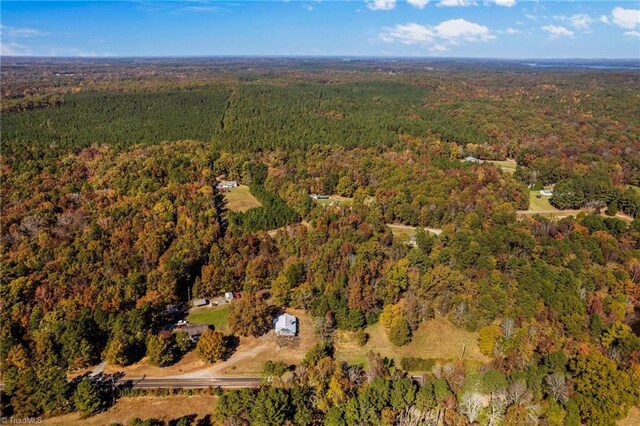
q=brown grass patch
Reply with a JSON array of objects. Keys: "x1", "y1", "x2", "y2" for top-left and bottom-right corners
[
  {"x1": 224, "y1": 185, "x2": 262, "y2": 212},
  {"x1": 335, "y1": 316, "x2": 489, "y2": 368},
  {"x1": 43, "y1": 395, "x2": 216, "y2": 426}
]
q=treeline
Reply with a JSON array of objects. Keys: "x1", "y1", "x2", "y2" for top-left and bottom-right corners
[
  {"x1": 228, "y1": 184, "x2": 301, "y2": 233},
  {"x1": 550, "y1": 172, "x2": 640, "y2": 217}
]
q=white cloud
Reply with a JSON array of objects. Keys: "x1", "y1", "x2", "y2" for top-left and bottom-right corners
[
  {"x1": 541, "y1": 25, "x2": 573, "y2": 38},
  {"x1": 435, "y1": 18, "x2": 494, "y2": 41},
  {"x1": 504, "y1": 27, "x2": 521, "y2": 34},
  {"x1": 491, "y1": 0, "x2": 516, "y2": 7},
  {"x1": 438, "y1": 0, "x2": 475, "y2": 7},
  {"x1": 0, "y1": 41, "x2": 31, "y2": 56},
  {"x1": 554, "y1": 14, "x2": 593, "y2": 31},
  {"x1": 0, "y1": 25, "x2": 46, "y2": 38},
  {"x1": 407, "y1": 0, "x2": 429, "y2": 9},
  {"x1": 569, "y1": 14, "x2": 593, "y2": 30},
  {"x1": 304, "y1": 4, "x2": 314, "y2": 11},
  {"x1": 367, "y1": 0, "x2": 397, "y2": 10},
  {"x1": 430, "y1": 44, "x2": 449, "y2": 53},
  {"x1": 599, "y1": 15, "x2": 610, "y2": 24},
  {"x1": 380, "y1": 22, "x2": 434, "y2": 44},
  {"x1": 624, "y1": 30, "x2": 640, "y2": 38},
  {"x1": 611, "y1": 7, "x2": 640, "y2": 30},
  {"x1": 380, "y1": 18, "x2": 494, "y2": 53}
]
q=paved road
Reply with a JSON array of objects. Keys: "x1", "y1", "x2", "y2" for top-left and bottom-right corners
[{"x1": 114, "y1": 376, "x2": 262, "y2": 389}]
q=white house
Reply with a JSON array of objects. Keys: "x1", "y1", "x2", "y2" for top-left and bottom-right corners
[
  {"x1": 464, "y1": 156, "x2": 484, "y2": 164},
  {"x1": 540, "y1": 190, "x2": 553, "y2": 197},
  {"x1": 217, "y1": 180, "x2": 238, "y2": 190},
  {"x1": 224, "y1": 292, "x2": 234, "y2": 303},
  {"x1": 274, "y1": 313, "x2": 297, "y2": 337}
]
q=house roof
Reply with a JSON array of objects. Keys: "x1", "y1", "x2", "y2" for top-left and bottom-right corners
[
  {"x1": 192, "y1": 298, "x2": 208, "y2": 306},
  {"x1": 178, "y1": 324, "x2": 209, "y2": 337},
  {"x1": 275, "y1": 313, "x2": 297, "y2": 335}
]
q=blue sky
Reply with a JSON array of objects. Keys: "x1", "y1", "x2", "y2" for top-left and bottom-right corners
[{"x1": 1, "y1": 1, "x2": 639, "y2": 58}]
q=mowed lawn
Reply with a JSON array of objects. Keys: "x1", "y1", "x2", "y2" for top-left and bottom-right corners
[
  {"x1": 487, "y1": 159, "x2": 517, "y2": 173},
  {"x1": 528, "y1": 190, "x2": 558, "y2": 212},
  {"x1": 224, "y1": 185, "x2": 262, "y2": 212},
  {"x1": 334, "y1": 317, "x2": 489, "y2": 369},
  {"x1": 187, "y1": 304, "x2": 230, "y2": 332}
]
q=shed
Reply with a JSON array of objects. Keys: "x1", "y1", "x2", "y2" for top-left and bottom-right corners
[
  {"x1": 224, "y1": 292, "x2": 234, "y2": 302},
  {"x1": 540, "y1": 189, "x2": 553, "y2": 197},
  {"x1": 192, "y1": 298, "x2": 208, "y2": 307},
  {"x1": 274, "y1": 313, "x2": 297, "y2": 337}
]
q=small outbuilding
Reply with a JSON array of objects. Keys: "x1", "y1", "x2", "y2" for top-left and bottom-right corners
[
  {"x1": 192, "y1": 298, "x2": 208, "y2": 308},
  {"x1": 540, "y1": 190, "x2": 553, "y2": 197},
  {"x1": 274, "y1": 313, "x2": 298, "y2": 337},
  {"x1": 224, "y1": 292, "x2": 234, "y2": 303}
]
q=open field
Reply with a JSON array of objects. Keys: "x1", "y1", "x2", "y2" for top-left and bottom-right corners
[
  {"x1": 528, "y1": 190, "x2": 558, "y2": 212},
  {"x1": 187, "y1": 304, "x2": 230, "y2": 332},
  {"x1": 387, "y1": 223, "x2": 442, "y2": 242},
  {"x1": 43, "y1": 395, "x2": 217, "y2": 425},
  {"x1": 619, "y1": 406, "x2": 640, "y2": 426},
  {"x1": 487, "y1": 158, "x2": 517, "y2": 173},
  {"x1": 104, "y1": 349, "x2": 208, "y2": 378},
  {"x1": 224, "y1": 185, "x2": 262, "y2": 212},
  {"x1": 315, "y1": 195, "x2": 353, "y2": 206},
  {"x1": 334, "y1": 317, "x2": 489, "y2": 369}
]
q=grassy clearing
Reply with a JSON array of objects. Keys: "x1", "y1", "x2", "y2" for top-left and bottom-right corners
[
  {"x1": 316, "y1": 195, "x2": 354, "y2": 206},
  {"x1": 187, "y1": 304, "x2": 230, "y2": 332},
  {"x1": 487, "y1": 159, "x2": 517, "y2": 173},
  {"x1": 334, "y1": 317, "x2": 489, "y2": 369},
  {"x1": 224, "y1": 185, "x2": 262, "y2": 212},
  {"x1": 43, "y1": 395, "x2": 217, "y2": 425},
  {"x1": 387, "y1": 223, "x2": 442, "y2": 242},
  {"x1": 528, "y1": 190, "x2": 558, "y2": 212}
]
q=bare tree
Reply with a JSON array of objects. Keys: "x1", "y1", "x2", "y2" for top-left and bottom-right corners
[
  {"x1": 507, "y1": 381, "x2": 529, "y2": 405},
  {"x1": 396, "y1": 406, "x2": 438, "y2": 426},
  {"x1": 459, "y1": 392, "x2": 484, "y2": 424},
  {"x1": 545, "y1": 373, "x2": 569, "y2": 404},
  {"x1": 501, "y1": 318, "x2": 515, "y2": 340}
]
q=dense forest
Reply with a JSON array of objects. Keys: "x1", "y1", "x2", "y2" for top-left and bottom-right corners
[{"x1": 1, "y1": 58, "x2": 639, "y2": 425}]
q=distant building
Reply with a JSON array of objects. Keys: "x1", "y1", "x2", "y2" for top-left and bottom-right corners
[
  {"x1": 192, "y1": 298, "x2": 208, "y2": 307},
  {"x1": 224, "y1": 292, "x2": 234, "y2": 303},
  {"x1": 175, "y1": 324, "x2": 209, "y2": 342},
  {"x1": 464, "y1": 156, "x2": 484, "y2": 164},
  {"x1": 540, "y1": 190, "x2": 553, "y2": 197},
  {"x1": 310, "y1": 194, "x2": 330, "y2": 200},
  {"x1": 217, "y1": 180, "x2": 238, "y2": 190}
]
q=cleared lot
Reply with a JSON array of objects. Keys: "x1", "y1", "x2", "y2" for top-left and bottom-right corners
[
  {"x1": 334, "y1": 317, "x2": 489, "y2": 368},
  {"x1": 224, "y1": 185, "x2": 262, "y2": 212}
]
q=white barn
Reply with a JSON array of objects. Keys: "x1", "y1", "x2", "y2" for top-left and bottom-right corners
[{"x1": 274, "y1": 313, "x2": 297, "y2": 337}]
